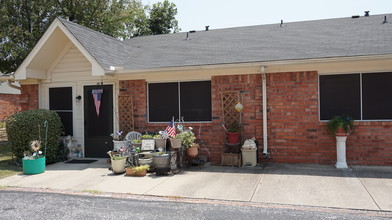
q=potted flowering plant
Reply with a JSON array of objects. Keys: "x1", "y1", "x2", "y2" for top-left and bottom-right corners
[
  {"x1": 111, "y1": 130, "x2": 126, "y2": 151},
  {"x1": 176, "y1": 128, "x2": 199, "y2": 157},
  {"x1": 22, "y1": 140, "x2": 46, "y2": 175}
]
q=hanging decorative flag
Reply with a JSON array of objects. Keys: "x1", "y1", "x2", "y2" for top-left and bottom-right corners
[
  {"x1": 165, "y1": 117, "x2": 176, "y2": 137},
  {"x1": 92, "y1": 89, "x2": 104, "y2": 117}
]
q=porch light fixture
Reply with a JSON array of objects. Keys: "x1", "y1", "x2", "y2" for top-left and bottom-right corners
[
  {"x1": 76, "y1": 95, "x2": 82, "y2": 102},
  {"x1": 235, "y1": 102, "x2": 243, "y2": 112}
]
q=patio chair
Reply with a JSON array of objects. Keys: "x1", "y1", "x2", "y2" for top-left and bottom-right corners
[{"x1": 125, "y1": 131, "x2": 141, "y2": 143}]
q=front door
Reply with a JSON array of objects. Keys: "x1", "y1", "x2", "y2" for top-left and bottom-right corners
[{"x1": 84, "y1": 85, "x2": 113, "y2": 157}]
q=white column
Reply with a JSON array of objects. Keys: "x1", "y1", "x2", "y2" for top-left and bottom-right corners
[{"x1": 335, "y1": 136, "x2": 348, "y2": 169}]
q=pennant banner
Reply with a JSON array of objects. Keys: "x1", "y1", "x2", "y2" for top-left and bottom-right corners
[{"x1": 92, "y1": 89, "x2": 104, "y2": 117}]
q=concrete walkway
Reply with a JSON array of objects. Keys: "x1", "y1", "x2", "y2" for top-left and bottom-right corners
[{"x1": 0, "y1": 160, "x2": 391, "y2": 212}]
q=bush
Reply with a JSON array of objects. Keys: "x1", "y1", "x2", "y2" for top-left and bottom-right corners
[{"x1": 6, "y1": 109, "x2": 63, "y2": 164}]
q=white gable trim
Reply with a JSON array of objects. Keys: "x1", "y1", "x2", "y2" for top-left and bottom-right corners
[{"x1": 14, "y1": 18, "x2": 105, "y2": 80}]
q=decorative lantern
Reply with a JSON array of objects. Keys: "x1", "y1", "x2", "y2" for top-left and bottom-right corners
[{"x1": 235, "y1": 102, "x2": 243, "y2": 112}]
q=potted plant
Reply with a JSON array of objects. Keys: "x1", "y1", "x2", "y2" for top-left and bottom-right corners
[
  {"x1": 111, "y1": 130, "x2": 126, "y2": 151},
  {"x1": 154, "y1": 134, "x2": 166, "y2": 151},
  {"x1": 126, "y1": 164, "x2": 150, "y2": 176},
  {"x1": 132, "y1": 139, "x2": 142, "y2": 152},
  {"x1": 226, "y1": 122, "x2": 241, "y2": 144},
  {"x1": 152, "y1": 151, "x2": 170, "y2": 170},
  {"x1": 22, "y1": 140, "x2": 46, "y2": 175},
  {"x1": 170, "y1": 136, "x2": 182, "y2": 149},
  {"x1": 326, "y1": 115, "x2": 355, "y2": 169},
  {"x1": 107, "y1": 149, "x2": 127, "y2": 174},
  {"x1": 140, "y1": 134, "x2": 153, "y2": 140},
  {"x1": 176, "y1": 129, "x2": 198, "y2": 157},
  {"x1": 327, "y1": 115, "x2": 355, "y2": 136}
]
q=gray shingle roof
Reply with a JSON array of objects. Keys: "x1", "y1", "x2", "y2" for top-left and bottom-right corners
[{"x1": 59, "y1": 14, "x2": 392, "y2": 71}]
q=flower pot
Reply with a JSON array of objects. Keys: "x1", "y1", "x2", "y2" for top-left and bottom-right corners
[
  {"x1": 186, "y1": 146, "x2": 198, "y2": 157},
  {"x1": 226, "y1": 132, "x2": 240, "y2": 144},
  {"x1": 111, "y1": 158, "x2": 127, "y2": 174},
  {"x1": 155, "y1": 138, "x2": 166, "y2": 149},
  {"x1": 335, "y1": 127, "x2": 348, "y2": 137},
  {"x1": 22, "y1": 156, "x2": 46, "y2": 175},
  {"x1": 126, "y1": 168, "x2": 147, "y2": 176},
  {"x1": 170, "y1": 138, "x2": 181, "y2": 149},
  {"x1": 152, "y1": 154, "x2": 170, "y2": 169},
  {"x1": 113, "y1": 140, "x2": 126, "y2": 151}
]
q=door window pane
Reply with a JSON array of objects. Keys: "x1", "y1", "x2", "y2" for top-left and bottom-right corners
[{"x1": 49, "y1": 87, "x2": 73, "y2": 136}]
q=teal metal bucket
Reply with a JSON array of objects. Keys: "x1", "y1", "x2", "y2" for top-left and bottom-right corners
[{"x1": 22, "y1": 156, "x2": 46, "y2": 175}]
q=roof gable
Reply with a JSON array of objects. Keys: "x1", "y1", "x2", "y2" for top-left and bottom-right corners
[{"x1": 14, "y1": 18, "x2": 106, "y2": 80}]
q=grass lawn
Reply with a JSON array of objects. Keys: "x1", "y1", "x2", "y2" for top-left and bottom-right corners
[{"x1": 0, "y1": 142, "x2": 21, "y2": 179}]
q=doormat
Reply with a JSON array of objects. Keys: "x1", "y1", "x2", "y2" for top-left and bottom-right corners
[{"x1": 66, "y1": 159, "x2": 98, "y2": 164}]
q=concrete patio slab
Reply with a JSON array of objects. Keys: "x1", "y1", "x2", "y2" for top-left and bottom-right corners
[
  {"x1": 146, "y1": 166, "x2": 263, "y2": 201},
  {"x1": 352, "y1": 166, "x2": 392, "y2": 211},
  {"x1": 88, "y1": 173, "x2": 170, "y2": 194},
  {"x1": 1, "y1": 160, "x2": 391, "y2": 212},
  {"x1": 251, "y1": 164, "x2": 379, "y2": 210}
]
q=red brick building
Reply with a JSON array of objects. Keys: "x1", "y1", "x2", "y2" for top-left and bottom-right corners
[{"x1": 4, "y1": 14, "x2": 392, "y2": 165}]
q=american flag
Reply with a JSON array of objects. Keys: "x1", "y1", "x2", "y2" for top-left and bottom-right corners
[{"x1": 165, "y1": 117, "x2": 176, "y2": 137}]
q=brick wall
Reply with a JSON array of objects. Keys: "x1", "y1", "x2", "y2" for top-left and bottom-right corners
[
  {"x1": 119, "y1": 72, "x2": 392, "y2": 166},
  {"x1": 0, "y1": 84, "x2": 39, "y2": 121}
]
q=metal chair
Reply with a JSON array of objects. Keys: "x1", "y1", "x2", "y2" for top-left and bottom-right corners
[{"x1": 125, "y1": 131, "x2": 141, "y2": 143}]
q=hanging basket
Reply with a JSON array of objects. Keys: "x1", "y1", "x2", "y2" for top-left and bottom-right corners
[
  {"x1": 170, "y1": 138, "x2": 181, "y2": 149},
  {"x1": 155, "y1": 138, "x2": 167, "y2": 149},
  {"x1": 22, "y1": 156, "x2": 46, "y2": 175}
]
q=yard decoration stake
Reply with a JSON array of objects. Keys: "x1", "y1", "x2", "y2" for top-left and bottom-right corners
[{"x1": 92, "y1": 89, "x2": 104, "y2": 117}]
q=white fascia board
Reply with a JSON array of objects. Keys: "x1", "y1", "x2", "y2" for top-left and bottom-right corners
[
  {"x1": 14, "y1": 20, "x2": 63, "y2": 80},
  {"x1": 113, "y1": 54, "x2": 392, "y2": 75}
]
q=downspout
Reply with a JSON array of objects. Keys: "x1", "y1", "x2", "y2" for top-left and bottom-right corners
[{"x1": 261, "y1": 66, "x2": 269, "y2": 157}]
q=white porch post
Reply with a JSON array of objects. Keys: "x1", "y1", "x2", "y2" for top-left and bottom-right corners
[{"x1": 335, "y1": 136, "x2": 348, "y2": 169}]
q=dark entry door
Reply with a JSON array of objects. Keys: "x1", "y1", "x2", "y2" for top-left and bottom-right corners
[{"x1": 84, "y1": 85, "x2": 113, "y2": 157}]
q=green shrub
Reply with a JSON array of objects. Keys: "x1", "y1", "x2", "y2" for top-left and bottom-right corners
[{"x1": 6, "y1": 109, "x2": 63, "y2": 164}]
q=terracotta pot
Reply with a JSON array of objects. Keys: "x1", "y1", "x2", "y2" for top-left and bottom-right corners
[
  {"x1": 186, "y1": 146, "x2": 198, "y2": 157},
  {"x1": 335, "y1": 127, "x2": 348, "y2": 137},
  {"x1": 226, "y1": 132, "x2": 240, "y2": 144},
  {"x1": 125, "y1": 168, "x2": 147, "y2": 176}
]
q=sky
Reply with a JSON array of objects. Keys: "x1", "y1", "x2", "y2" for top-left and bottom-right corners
[{"x1": 141, "y1": 0, "x2": 391, "y2": 32}]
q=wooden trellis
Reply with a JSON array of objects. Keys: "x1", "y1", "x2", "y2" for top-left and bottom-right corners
[
  {"x1": 118, "y1": 95, "x2": 134, "y2": 133},
  {"x1": 221, "y1": 91, "x2": 240, "y2": 127}
]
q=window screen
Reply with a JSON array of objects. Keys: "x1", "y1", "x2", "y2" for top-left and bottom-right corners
[
  {"x1": 319, "y1": 74, "x2": 361, "y2": 120},
  {"x1": 148, "y1": 82, "x2": 179, "y2": 122},
  {"x1": 180, "y1": 81, "x2": 212, "y2": 121},
  {"x1": 362, "y1": 72, "x2": 392, "y2": 120},
  {"x1": 148, "y1": 81, "x2": 212, "y2": 122},
  {"x1": 49, "y1": 87, "x2": 73, "y2": 136}
]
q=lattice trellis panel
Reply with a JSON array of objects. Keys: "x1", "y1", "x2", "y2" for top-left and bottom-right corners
[
  {"x1": 221, "y1": 91, "x2": 240, "y2": 126},
  {"x1": 118, "y1": 95, "x2": 134, "y2": 133}
]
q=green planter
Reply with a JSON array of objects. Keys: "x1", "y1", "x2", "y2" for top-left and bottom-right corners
[{"x1": 22, "y1": 156, "x2": 46, "y2": 175}]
